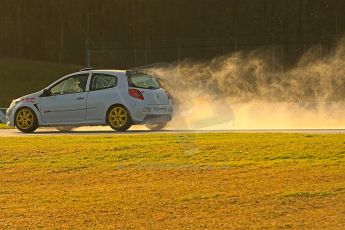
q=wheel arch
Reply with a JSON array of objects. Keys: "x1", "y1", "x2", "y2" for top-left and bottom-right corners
[{"x1": 13, "y1": 104, "x2": 41, "y2": 126}]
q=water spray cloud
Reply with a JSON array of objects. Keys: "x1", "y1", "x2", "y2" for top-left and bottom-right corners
[{"x1": 151, "y1": 38, "x2": 345, "y2": 129}]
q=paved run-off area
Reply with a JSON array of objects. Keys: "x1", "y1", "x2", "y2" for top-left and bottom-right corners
[{"x1": 0, "y1": 133, "x2": 344, "y2": 229}]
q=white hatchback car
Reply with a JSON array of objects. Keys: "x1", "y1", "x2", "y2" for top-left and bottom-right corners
[{"x1": 6, "y1": 68, "x2": 173, "y2": 133}]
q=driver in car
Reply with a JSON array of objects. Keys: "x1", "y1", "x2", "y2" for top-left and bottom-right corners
[{"x1": 74, "y1": 77, "x2": 87, "y2": 93}]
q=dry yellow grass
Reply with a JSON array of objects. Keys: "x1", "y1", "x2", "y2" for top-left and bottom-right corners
[{"x1": 0, "y1": 133, "x2": 344, "y2": 229}]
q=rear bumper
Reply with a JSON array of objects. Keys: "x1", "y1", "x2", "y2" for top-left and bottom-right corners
[
  {"x1": 139, "y1": 114, "x2": 172, "y2": 124},
  {"x1": 129, "y1": 103, "x2": 173, "y2": 124}
]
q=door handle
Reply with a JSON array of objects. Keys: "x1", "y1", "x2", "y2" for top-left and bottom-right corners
[{"x1": 76, "y1": 97, "x2": 85, "y2": 100}]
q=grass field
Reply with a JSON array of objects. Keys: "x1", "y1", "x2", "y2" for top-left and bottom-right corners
[
  {"x1": 0, "y1": 58, "x2": 80, "y2": 107},
  {"x1": 0, "y1": 123, "x2": 10, "y2": 129},
  {"x1": 0, "y1": 133, "x2": 344, "y2": 229}
]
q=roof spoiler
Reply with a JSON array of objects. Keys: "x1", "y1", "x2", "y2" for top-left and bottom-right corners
[
  {"x1": 127, "y1": 62, "x2": 172, "y2": 76},
  {"x1": 129, "y1": 62, "x2": 171, "y2": 71}
]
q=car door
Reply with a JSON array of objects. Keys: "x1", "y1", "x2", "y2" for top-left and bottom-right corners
[
  {"x1": 39, "y1": 73, "x2": 90, "y2": 124},
  {"x1": 86, "y1": 73, "x2": 119, "y2": 121}
]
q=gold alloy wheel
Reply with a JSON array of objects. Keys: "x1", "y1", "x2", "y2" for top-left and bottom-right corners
[
  {"x1": 16, "y1": 108, "x2": 34, "y2": 130},
  {"x1": 109, "y1": 106, "x2": 128, "y2": 128}
]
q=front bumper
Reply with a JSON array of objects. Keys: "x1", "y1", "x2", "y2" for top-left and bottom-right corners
[{"x1": 5, "y1": 107, "x2": 15, "y2": 127}]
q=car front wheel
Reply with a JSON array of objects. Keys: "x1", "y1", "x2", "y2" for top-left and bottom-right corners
[
  {"x1": 15, "y1": 107, "x2": 38, "y2": 133},
  {"x1": 107, "y1": 105, "x2": 132, "y2": 131}
]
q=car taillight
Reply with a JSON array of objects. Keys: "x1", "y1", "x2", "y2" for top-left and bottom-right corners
[
  {"x1": 128, "y1": 88, "x2": 144, "y2": 100},
  {"x1": 166, "y1": 92, "x2": 171, "y2": 100}
]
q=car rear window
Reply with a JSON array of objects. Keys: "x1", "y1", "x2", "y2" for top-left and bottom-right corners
[{"x1": 128, "y1": 73, "x2": 160, "y2": 90}]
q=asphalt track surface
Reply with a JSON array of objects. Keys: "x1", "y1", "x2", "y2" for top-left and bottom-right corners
[{"x1": 1, "y1": 126, "x2": 345, "y2": 136}]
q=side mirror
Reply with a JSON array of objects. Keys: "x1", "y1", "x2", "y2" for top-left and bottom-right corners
[{"x1": 41, "y1": 89, "x2": 51, "y2": 97}]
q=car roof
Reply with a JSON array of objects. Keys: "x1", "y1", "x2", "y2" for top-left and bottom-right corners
[
  {"x1": 44, "y1": 69, "x2": 128, "y2": 89},
  {"x1": 74, "y1": 69, "x2": 127, "y2": 76}
]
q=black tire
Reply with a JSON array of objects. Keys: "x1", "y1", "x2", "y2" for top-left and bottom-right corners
[
  {"x1": 56, "y1": 126, "x2": 74, "y2": 132},
  {"x1": 15, "y1": 107, "x2": 39, "y2": 133},
  {"x1": 106, "y1": 105, "x2": 132, "y2": 131},
  {"x1": 145, "y1": 123, "x2": 168, "y2": 131}
]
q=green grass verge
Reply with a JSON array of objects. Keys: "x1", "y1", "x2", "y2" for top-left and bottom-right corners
[
  {"x1": 0, "y1": 58, "x2": 81, "y2": 107},
  {"x1": 0, "y1": 123, "x2": 11, "y2": 129},
  {"x1": 1, "y1": 133, "x2": 344, "y2": 169}
]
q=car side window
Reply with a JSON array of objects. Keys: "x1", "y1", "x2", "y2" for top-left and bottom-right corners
[
  {"x1": 50, "y1": 74, "x2": 89, "y2": 96},
  {"x1": 90, "y1": 74, "x2": 117, "y2": 91}
]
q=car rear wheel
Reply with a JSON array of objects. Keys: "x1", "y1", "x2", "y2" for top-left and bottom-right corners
[
  {"x1": 56, "y1": 126, "x2": 74, "y2": 132},
  {"x1": 107, "y1": 105, "x2": 132, "y2": 131},
  {"x1": 145, "y1": 123, "x2": 168, "y2": 131},
  {"x1": 15, "y1": 107, "x2": 38, "y2": 133}
]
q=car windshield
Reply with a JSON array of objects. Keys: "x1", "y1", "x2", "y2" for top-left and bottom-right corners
[{"x1": 128, "y1": 73, "x2": 160, "y2": 90}]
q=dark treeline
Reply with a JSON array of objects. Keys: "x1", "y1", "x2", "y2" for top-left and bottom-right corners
[{"x1": 0, "y1": 0, "x2": 344, "y2": 68}]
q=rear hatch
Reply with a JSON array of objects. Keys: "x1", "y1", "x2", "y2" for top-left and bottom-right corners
[{"x1": 127, "y1": 72, "x2": 169, "y2": 105}]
